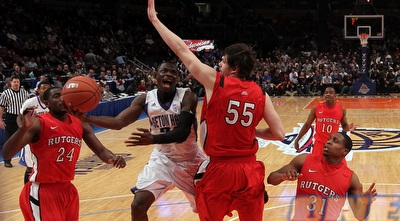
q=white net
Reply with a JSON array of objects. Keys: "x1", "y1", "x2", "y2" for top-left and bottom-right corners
[{"x1": 359, "y1": 34, "x2": 370, "y2": 47}]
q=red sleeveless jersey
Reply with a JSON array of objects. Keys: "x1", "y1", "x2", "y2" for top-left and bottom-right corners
[
  {"x1": 200, "y1": 72, "x2": 265, "y2": 157},
  {"x1": 314, "y1": 102, "x2": 343, "y2": 144},
  {"x1": 30, "y1": 113, "x2": 83, "y2": 183},
  {"x1": 294, "y1": 154, "x2": 353, "y2": 220}
]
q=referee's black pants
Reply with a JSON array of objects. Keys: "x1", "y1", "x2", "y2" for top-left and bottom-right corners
[{"x1": 3, "y1": 113, "x2": 18, "y2": 163}]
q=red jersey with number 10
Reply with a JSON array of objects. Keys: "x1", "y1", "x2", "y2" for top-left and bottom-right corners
[
  {"x1": 200, "y1": 72, "x2": 265, "y2": 157},
  {"x1": 314, "y1": 102, "x2": 343, "y2": 144},
  {"x1": 29, "y1": 113, "x2": 83, "y2": 183}
]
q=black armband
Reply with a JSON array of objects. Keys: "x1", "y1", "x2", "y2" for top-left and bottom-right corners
[{"x1": 153, "y1": 111, "x2": 195, "y2": 144}]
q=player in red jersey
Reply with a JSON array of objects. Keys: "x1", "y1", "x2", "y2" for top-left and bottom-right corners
[
  {"x1": 294, "y1": 87, "x2": 355, "y2": 155},
  {"x1": 147, "y1": 1, "x2": 285, "y2": 220},
  {"x1": 2, "y1": 87, "x2": 126, "y2": 221},
  {"x1": 268, "y1": 132, "x2": 377, "y2": 221}
]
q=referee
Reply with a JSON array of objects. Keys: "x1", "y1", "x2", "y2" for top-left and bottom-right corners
[{"x1": 0, "y1": 75, "x2": 29, "y2": 167}]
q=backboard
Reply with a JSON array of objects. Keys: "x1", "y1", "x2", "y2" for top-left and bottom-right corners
[{"x1": 344, "y1": 15, "x2": 384, "y2": 40}]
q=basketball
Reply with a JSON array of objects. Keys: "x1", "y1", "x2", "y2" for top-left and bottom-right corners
[{"x1": 62, "y1": 76, "x2": 102, "y2": 112}]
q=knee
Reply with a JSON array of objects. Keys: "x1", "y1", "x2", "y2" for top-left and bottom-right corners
[
  {"x1": 131, "y1": 200, "x2": 147, "y2": 213},
  {"x1": 131, "y1": 194, "x2": 155, "y2": 217}
]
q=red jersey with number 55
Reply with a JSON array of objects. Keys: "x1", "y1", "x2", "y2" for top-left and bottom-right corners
[
  {"x1": 200, "y1": 72, "x2": 265, "y2": 157},
  {"x1": 29, "y1": 113, "x2": 83, "y2": 183},
  {"x1": 314, "y1": 102, "x2": 343, "y2": 144}
]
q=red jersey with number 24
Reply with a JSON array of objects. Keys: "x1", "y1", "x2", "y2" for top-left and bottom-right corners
[{"x1": 29, "y1": 113, "x2": 83, "y2": 183}]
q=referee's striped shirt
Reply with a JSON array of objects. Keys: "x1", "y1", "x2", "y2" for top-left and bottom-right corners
[{"x1": 0, "y1": 88, "x2": 30, "y2": 115}]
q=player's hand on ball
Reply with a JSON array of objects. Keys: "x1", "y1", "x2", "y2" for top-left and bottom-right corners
[
  {"x1": 125, "y1": 128, "x2": 154, "y2": 146},
  {"x1": 65, "y1": 102, "x2": 87, "y2": 121}
]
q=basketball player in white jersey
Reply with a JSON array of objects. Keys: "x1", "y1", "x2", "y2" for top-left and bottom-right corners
[
  {"x1": 72, "y1": 62, "x2": 207, "y2": 221},
  {"x1": 19, "y1": 81, "x2": 52, "y2": 183}
]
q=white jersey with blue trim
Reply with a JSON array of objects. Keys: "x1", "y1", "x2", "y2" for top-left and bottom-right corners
[
  {"x1": 20, "y1": 96, "x2": 49, "y2": 115},
  {"x1": 145, "y1": 87, "x2": 199, "y2": 162},
  {"x1": 19, "y1": 96, "x2": 49, "y2": 167}
]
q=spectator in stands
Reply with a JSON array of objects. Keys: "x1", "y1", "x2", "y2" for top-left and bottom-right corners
[
  {"x1": 0, "y1": 66, "x2": 6, "y2": 84},
  {"x1": 340, "y1": 73, "x2": 354, "y2": 96},
  {"x1": 296, "y1": 71, "x2": 309, "y2": 96},
  {"x1": 275, "y1": 80, "x2": 287, "y2": 96},
  {"x1": 137, "y1": 79, "x2": 147, "y2": 92},
  {"x1": 35, "y1": 74, "x2": 47, "y2": 90},
  {"x1": 282, "y1": 72, "x2": 297, "y2": 96},
  {"x1": 62, "y1": 64, "x2": 70, "y2": 75},
  {"x1": 102, "y1": 84, "x2": 116, "y2": 101},
  {"x1": 11, "y1": 65, "x2": 25, "y2": 80},
  {"x1": 264, "y1": 79, "x2": 276, "y2": 96},
  {"x1": 125, "y1": 81, "x2": 137, "y2": 95},
  {"x1": 332, "y1": 69, "x2": 342, "y2": 94},
  {"x1": 84, "y1": 50, "x2": 97, "y2": 69},
  {"x1": 321, "y1": 69, "x2": 333, "y2": 93},
  {"x1": 86, "y1": 69, "x2": 97, "y2": 80},
  {"x1": 25, "y1": 57, "x2": 38, "y2": 70},
  {"x1": 386, "y1": 66, "x2": 396, "y2": 92},
  {"x1": 394, "y1": 66, "x2": 400, "y2": 92}
]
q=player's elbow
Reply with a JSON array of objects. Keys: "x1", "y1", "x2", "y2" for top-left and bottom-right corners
[
  {"x1": 276, "y1": 131, "x2": 285, "y2": 141},
  {"x1": 175, "y1": 129, "x2": 191, "y2": 143},
  {"x1": 354, "y1": 213, "x2": 368, "y2": 221},
  {"x1": 266, "y1": 174, "x2": 281, "y2": 186},
  {"x1": 272, "y1": 129, "x2": 285, "y2": 141},
  {"x1": 2, "y1": 148, "x2": 13, "y2": 160}
]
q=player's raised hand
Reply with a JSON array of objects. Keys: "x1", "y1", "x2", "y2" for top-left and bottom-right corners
[
  {"x1": 348, "y1": 122, "x2": 357, "y2": 131},
  {"x1": 125, "y1": 128, "x2": 154, "y2": 146},
  {"x1": 361, "y1": 182, "x2": 377, "y2": 205},
  {"x1": 17, "y1": 108, "x2": 36, "y2": 129},
  {"x1": 148, "y1": 0, "x2": 158, "y2": 22}
]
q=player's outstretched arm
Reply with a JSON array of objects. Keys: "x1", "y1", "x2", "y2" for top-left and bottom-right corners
[
  {"x1": 341, "y1": 108, "x2": 356, "y2": 132},
  {"x1": 256, "y1": 94, "x2": 285, "y2": 141},
  {"x1": 147, "y1": 0, "x2": 216, "y2": 96},
  {"x1": 267, "y1": 154, "x2": 306, "y2": 185},
  {"x1": 2, "y1": 111, "x2": 39, "y2": 160},
  {"x1": 125, "y1": 91, "x2": 197, "y2": 146},
  {"x1": 348, "y1": 174, "x2": 377, "y2": 220},
  {"x1": 293, "y1": 106, "x2": 316, "y2": 150},
  {"x1": 125, "y1": 110, "x2": 195, "y2": 146},
  {"x1": 80, "y1": 94, "x2": 146, "y2": 130},
  {"x1": 81, "y1": 121, "x2": 126, "y2": 168}
]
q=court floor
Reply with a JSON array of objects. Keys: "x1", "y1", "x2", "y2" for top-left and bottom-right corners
[{"x1": 1, "y1": 95, "x2": 400, "y2": 221}]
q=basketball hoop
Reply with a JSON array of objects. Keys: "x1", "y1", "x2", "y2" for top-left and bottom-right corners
[{"x1": 359, "y1": 33, "x2": 370, "y2": 47}]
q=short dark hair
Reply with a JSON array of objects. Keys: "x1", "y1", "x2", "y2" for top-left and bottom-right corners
[
  {"x1": 43, "y1": 87, "x2": 59, "y2": 101},
  {"x1": 224, "y1": 43, "x2": 256, "y2": 80},
  {"x1": 340, "y1": 132, "x2": 353, "y2": 151},
  {"x1": 10, "y1": 75, "x2": 21, "y2": 81},
  {"x1": 157, "y1": 62, "x2": 179, "y2": 76},
  {"x1": 37, "y1": 80, "x2": 51, "y2": 89}
]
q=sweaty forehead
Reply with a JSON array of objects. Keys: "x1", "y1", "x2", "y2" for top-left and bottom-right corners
[
  {"x1": 158, "y1": 63, "x2": 178, "y2": 74},
  {"x1": 51, "y1": 88, "x2": 62, "y2": 95}
]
